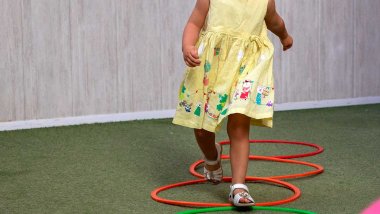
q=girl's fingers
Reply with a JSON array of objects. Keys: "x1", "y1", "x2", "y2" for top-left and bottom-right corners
[
  {"x1": 190, "y1": 49, "x2": 200, "y2": 60},
  {"x1": 184, "y1": 56, "x2": 197, "y2": 67},
  {"x1": 283, "y1": 42, "x2": 293, "y2": 51},
  {"x1": 184, "y1": 59, "x2": 191, "y2": 67},
  {"x1": 187, "y1": 53, "x2": 201, "y2": 65},
  {"x1": 182, "y1": 46, "x2": 201, "y2": 66},
  {"x1": 186, "y1": 56, "x2": 197, "y2": 67},
  {"x1": 184, "y1": 52, "x2": 200, "y2": 66}
]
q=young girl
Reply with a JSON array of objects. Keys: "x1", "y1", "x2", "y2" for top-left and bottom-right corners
[{"x1": 172, "y1": 0, "x2": 293, "y2": 206}]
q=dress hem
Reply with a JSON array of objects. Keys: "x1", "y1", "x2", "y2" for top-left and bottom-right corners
[{"x1": 172, "y1": 108, "x2": 273, "y2": 133}]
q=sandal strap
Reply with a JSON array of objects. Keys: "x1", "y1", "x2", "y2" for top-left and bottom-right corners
[
  {"x1": 203, "y1": 143, "x2": 223, "y2": 183},
  {"x1": 204, "y1": 143, "x2": 222, "y2": 166},
  {"x1": 229, "y1": 183, "x2": 255, "y2": 206},
  {"x1": 230, "y1": 183, "x2": 249, "y2": 193},
  {"x1": 204, "y1": 167, "x2": 223, "y2": 180},
  {"x1": 204, "y1": 159, "x2": 218, "y2": 166}
]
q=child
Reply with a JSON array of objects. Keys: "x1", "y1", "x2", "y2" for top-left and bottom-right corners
[{"x1": 172, "y1": 0, "x2": 292, "y2": 206}]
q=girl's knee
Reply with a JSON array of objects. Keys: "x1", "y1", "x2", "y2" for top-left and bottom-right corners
[
  {"x1": 194, "y1": 128, "x2": 214, "y2": 139},
  {"x1": 227, "y1": 127, "x2": 249, "y2": 141},
  {"x1": 228, "y1": 114, "x2": 250, "y2": 126},
  {"x1": 227, "y1": 115, "x2": 250, "y2": 140}
]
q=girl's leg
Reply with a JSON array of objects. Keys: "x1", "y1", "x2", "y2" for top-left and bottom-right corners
[
  {"x1": 194, "y1": 129, "x2": 219, "y2": 170},
  {"x1": 227, "y1": 113, "x2": 251, "y2": 203}
]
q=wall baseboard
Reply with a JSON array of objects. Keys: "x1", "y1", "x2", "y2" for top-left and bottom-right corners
[
  {"x1": 1, "y1": 96, "x2": 379, "y2": 131},
  {"x1": 274, "y1": 96, "x2": 380, "y2": 111}
]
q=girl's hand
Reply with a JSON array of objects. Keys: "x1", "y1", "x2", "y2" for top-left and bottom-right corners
[
  {"x1": 183, "y1": 45, "x2": 201, "y2": 67},
  {"x1": 281, "y1": 35, "x2": 293, "y2": 51}
]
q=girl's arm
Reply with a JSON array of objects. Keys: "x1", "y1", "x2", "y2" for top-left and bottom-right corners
[
  {"x1": 265, "y1": 0, "x2": 293, "y2": 51},
  {"x1": 182, "y1": 0, "x2": 210, "y2": 67}
]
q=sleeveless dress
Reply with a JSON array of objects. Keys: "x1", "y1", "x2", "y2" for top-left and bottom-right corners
[{"x1": 172, "y1": 0, "x2": 275, "y2": 133}]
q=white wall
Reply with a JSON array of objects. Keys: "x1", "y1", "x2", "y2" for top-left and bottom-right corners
[{"x1": 1, "y1": 0, "x2": 379, "y2": 126}]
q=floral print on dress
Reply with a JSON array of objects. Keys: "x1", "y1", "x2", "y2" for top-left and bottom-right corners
[
  {"x1": 221, "y1": 108, "x2": 228, "y2": 115},
  {"x1": 207, "y1": 112, "x2": 218, "y2": 120},
  {"x1": 239, "y1": 65, "x2": 246, "y2": 74},
  {"x1": 179, "y1": 85, "x2": 186, "y2": 100},
  {"x1": 217, "y1": 94, "x2": 228, "y2": 111},
  {"x1": 203, "y1": 60, "x2": 211, "y2": 86},
  {"x1": 194, "y1": 102, "x2": 202, "y2": 116},
  {"x1": 179, "y1": 100, "x2": 192, "y2": 112},
  {"x1": 214, "y1": 47, "x2": 221, "y2": 56}
]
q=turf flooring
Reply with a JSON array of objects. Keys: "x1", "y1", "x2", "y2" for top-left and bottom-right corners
[{"x1": 0, "y1": 104, "x2": 379, "y2": 214}]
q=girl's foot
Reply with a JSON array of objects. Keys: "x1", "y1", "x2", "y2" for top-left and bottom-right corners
[
  {"x1": 203, "y1": 143, "x2": 223, "y2": 184},
  {"x1": 229, "y1": 183, "x2": 255, "y2": 206}
]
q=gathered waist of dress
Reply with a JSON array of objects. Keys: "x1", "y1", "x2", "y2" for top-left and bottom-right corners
[{"x1": 200, "y1": 29, "x2": 271, "y2": 47}]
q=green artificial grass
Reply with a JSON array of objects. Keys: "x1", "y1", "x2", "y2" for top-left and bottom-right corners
[{"x1": 0, "y1": 104, "x2": 379, "y2": 214}]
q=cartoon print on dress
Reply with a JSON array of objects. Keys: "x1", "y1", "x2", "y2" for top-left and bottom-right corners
[
  {"x1": 239, "y1": 65, "x2": 246, "y2": 74},
  {"x1": 179, "y1": 100, "x2": 192, "y2": 112},
  {"x1": 255, "y1": 86, "x2": 263, "y2": 104},
  {"x1": 262, "y1": 87, "x2": 270, "y2": 98},
  {"x1": 266, "y1": 100, "x2": 273, "y2": 107},
  {"x1": 255, "y1": 85, "x2": 269, "y2": 105},
  {"x1": 203, "y1": 60, "x2": 211, "y2": 86},
  {"x1": 214, "y1": 47, "x2": 221, "y2": 56},
  {"x1": 231, "y1": 81, "x2": 240, "y2": 101},
  {"x1": 240, "y1": 80, "x2": 254, "y2": 100},
  {"x1": 216, "y1": 94, "x2": 228, "y2": 111},
  {"x1": 194, "y1": 102, "x2": 202, "y2": 116},
  {"x1": 233, "y1": 89, "x2": 239, "y2": 100}
]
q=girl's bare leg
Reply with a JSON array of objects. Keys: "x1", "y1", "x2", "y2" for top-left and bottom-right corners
[
  {"x1": 194, "y1": 129, "x2": 219, "y2": 170},
  {"x1": 227, "y1": 113, "x2": 251, "y2": 203}
]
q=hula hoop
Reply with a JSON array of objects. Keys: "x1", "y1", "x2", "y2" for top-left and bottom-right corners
[
  {"x1": 151, "y1": 177, "x2": 301, "y2": 207},
  {"x1": 189, "y1": 155, "x2": 324, "y2": 180},
  {"x1": 176, "y1": 206, "x2": 316, "y2": 214},
  {"x1": 218, "y1": 140, "x2": 324, "y2": 159}
]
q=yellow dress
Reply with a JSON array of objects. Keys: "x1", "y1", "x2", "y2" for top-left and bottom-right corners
[{"x1": 172, "y1": 0, "x2": 275, "y2": 133}]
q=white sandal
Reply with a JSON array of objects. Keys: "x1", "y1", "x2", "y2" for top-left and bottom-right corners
[
  {"x1": 203, "y1": 143, "x2": 223, "y2": 184},
  {"x1": 229, "y1": 183, "x2": 255, "y2": 207}
]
